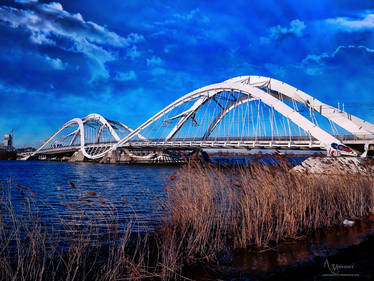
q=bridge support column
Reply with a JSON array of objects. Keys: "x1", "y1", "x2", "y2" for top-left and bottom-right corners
[
  {"x1": 119, "y1": 151, "x2": 131, "y2": 162},
  {"x1": 360, "y1": 143, "x2": 369, "y2": 158},
  {"x1": 100, "y1": 150, "x2": 120, "y2": 164},
  {"x1": 69, "y1": 151, "x2": 85, "y2": 162}
]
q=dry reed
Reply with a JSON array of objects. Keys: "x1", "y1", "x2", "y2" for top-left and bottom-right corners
[
  {"x1": 0, "y1": 180, "x2": 162, "y2": 281},
  {"x1": 159, "y1": 158, "x2": 374, "y2": 276}
]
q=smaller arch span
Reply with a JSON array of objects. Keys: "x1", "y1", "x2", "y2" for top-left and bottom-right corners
[{"x1": 31, "y1": 113, "x2": 143, "y2": 159}]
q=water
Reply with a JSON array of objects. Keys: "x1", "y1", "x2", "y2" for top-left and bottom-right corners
[
  {"x1": 0, "y1": 160, "x2": 177, "y2": 228},
  {"x1": 189, "y1": 216, "x2": 374, "y2": 280}
]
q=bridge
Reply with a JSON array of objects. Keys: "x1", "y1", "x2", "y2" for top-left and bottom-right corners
[{"x1": 28, "y1": 76, "x2": 374, "y2": 162}]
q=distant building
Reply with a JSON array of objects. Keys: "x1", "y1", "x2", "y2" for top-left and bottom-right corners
[
  {"x1": 0, "y1": 133, "x2": 15, "y2": 152},
  {"x1": 3, "y1": 134, "x2": 12, "y2": 147}
]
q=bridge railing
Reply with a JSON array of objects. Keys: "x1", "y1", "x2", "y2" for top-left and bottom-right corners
[
  {"x1": 37, "y1": 134, "x2": 374, "y2": 154},
  {"x1": 334, "y1": 134, "x2": 374, "y2": 141},
  {"x1": 126, "y1": 136, "x2": 317, "y2": 143}
]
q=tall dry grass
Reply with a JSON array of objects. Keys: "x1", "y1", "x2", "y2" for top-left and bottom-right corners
[
  {"x1": 159, "y1": 158, "x2": 374, "y2": 274},
  {"x1": 1, "y1": 158, "x2": 373, "y2": 280}
]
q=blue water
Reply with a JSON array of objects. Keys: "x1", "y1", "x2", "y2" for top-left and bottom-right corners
[
  {"x1": 0, "y1": 161, "x2": 177, "y2": 229},
  {"x1": 0, "y1": 157, "x2": 303, "y2": 231}
]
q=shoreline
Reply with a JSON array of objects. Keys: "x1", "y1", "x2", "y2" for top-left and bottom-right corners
[
  {"x1": 187, "y1": 215, "x2": 374, "y2": 280},
  {"x1": 1, "y1": 160, "x2": 374, "y2": 280}
]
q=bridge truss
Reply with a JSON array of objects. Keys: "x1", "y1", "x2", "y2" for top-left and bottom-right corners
[{"x1": 31, "y1": 76, "x2": 374, "y2": 160}]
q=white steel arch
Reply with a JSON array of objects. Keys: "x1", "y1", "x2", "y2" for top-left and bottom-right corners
[
  {"x1": 83, "y1": 113, "x2": 121, "y2": 142},
  {"x1": 225, "y1": 76, "x2": 374, "y2": 137},
  {"x1": 31, "y1": 113, "x2": 142, "y2": 159},
  {"x1": 31, "y1": 117, "x2": 90, "y2": 158}
]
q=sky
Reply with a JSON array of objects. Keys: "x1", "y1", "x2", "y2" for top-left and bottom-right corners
[{"x1": 0, "y1": 0, "x2": 374, "y2": 147}]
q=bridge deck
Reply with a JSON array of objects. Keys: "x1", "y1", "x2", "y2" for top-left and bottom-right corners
[{"x1": 35, "y1": 135, "x2": 374, "y2": 155}]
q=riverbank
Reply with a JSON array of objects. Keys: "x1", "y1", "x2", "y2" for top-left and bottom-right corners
[
  {"x1": 0, "y1": 151, "x2": 17, "y2": 160},
  {"x1": 187, "y1": 215, "x2": 374, "y2": 280},
  {"x1": 1, "y1": 159, "x2": 374, "y2": 280}
]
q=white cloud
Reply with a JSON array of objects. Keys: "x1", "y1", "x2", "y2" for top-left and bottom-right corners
[
  {"x1": 0, "y1": 3, "x2": 145, "y2": 80},
  {"x1": 259, "y1": 36, "x2": 270, "y2": 45},
  {"x1": 71, "y1": 38, "x2": 114, "y2": 80},
  {"x1": 72, "y1": 13, "x2": 83, "y2": 21},
  {"x1": 148, "y1": 7, "x2": 210, "y2": 43},
  {"x1": 302, "y1": 53, "x2": 330, "y2": 64},
  {"x1": 125, "y1": 32, "x2": 145, "y2": 44},
  {"x1": 173, "y1": 8, "x2": 209, "y2": 24},
  {"x1": 14, "y1": 0, "x2": 38, "y2": 3},
  {"x1": 30, "y1": 31, "x2": 55, "y2": 44},
  {"x1": 151, "y1": 67, "x2": 167, "y2": 76},
  {"x1": 303, "y1": 45, "x2": 374, "y2": 64},
  {"x1": 326, "y1": 13, "x2": 374, "y2": 31},
  {"x1": 114, "y1": 70, "x2": 137, "y2": 81},
  {"x1": 302, "y1": 45, "x2": 374, "y2": 75},
  {"x1": 146, "y1": 56, "x2": 163, "y2": 68},
  {"x1": 151, "y1": 8, "x2": 210, "y2": 27},
  {"x1": 45, "y1": 56, "x2": 66, "y2": 70},
  {"x1": 270, "y1": 19, "x2": 306, "y2": 40},
  {"x1": 126, "y1": 45, "x2": 140, "y2": 60},
  {"x1": 42, "y1": 2, "x2": 63, "y2": 12},
  {"x1": 304, "y1": 67, "x2": 323, "y2": 76}
]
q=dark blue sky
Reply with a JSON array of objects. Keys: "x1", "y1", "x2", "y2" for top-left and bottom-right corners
[{"x1": 1, "y1": 0, "x2": 374, "y2": 147}]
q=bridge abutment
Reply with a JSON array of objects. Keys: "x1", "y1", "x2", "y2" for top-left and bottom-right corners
[
  {"x1": 69, "y1": 151, "x2": 85, "y2": 162},
  {"x1": 100, "y1": 150, "x2": 121, "y2": 164}
]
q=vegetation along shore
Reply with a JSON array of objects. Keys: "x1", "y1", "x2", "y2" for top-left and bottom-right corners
[{"x1": 1, "y1": 158, "x2": 374, "y2": 280}]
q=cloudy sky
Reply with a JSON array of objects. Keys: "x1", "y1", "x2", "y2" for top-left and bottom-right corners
[{"x1": 1, "y1": 0, "x2": 374, "y2": 147}]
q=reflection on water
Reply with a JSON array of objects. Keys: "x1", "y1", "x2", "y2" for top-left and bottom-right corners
[
  {"x1": 232, "y1": 215, "x2": 374, "y2": 272},
  {"x1": 191, "y1": 215, "x2": 374, "y2": 280}
]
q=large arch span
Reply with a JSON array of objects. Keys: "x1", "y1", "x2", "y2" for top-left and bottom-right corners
[{"x1": 224, "y1": 76, "x2": 374, "y2": 136}]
